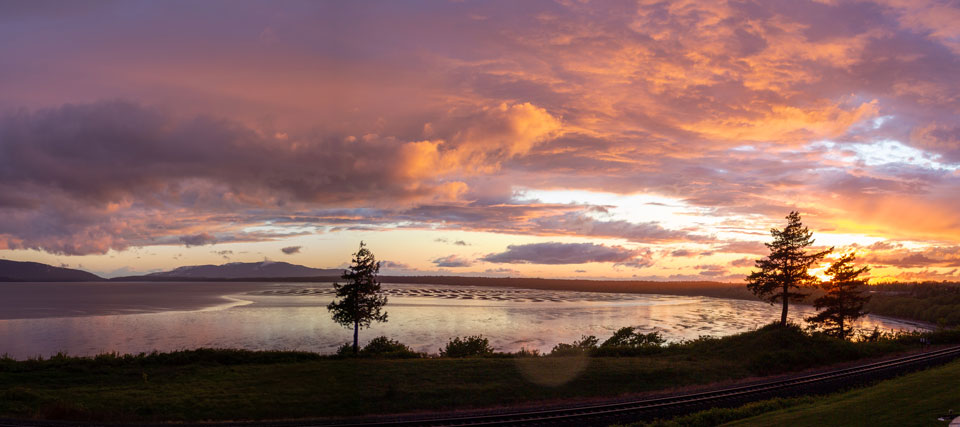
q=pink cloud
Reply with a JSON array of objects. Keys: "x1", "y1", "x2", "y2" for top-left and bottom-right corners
[{"x1": 2, "y1": 0, "x2": 960, "y2": 269}]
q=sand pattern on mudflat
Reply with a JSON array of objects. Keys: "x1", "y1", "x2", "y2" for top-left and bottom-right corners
[{"x1": 249, "y1": 286, "x2": 657, "y2": 304}]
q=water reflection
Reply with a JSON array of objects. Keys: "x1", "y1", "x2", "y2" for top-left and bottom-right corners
[{"x1": 0, "y1": 282, "x2": 927, "y2": 359}]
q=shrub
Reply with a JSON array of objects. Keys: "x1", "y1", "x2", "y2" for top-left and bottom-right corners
[
  {"x1": 550, "y1": 335, "x2": 599, "y2": 355},
  {"x1": 601, "y1": 327, "x2": 666, "y2": 348},
  {"x1": 589, "y1": 327, "x2": 668, "y2": 357},
  {"x1": 335, "y1": 342, "x2": 355, "y2": 357},
  {"x1": 513, "y1": 347, "x2": 542, "y2": 357},
  {"x1": 360, "y1": 336, "x2": 422, "y2": 358},
  {"x1": 439, "y1": 335, "x2": 494, "y2": 357}
]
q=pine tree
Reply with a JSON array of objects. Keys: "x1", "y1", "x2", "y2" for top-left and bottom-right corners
[
  {"x1": 327, "y1": 242, "x2": 388, "y2": 354},
  {"x1": 747, "y1": 211, "x2": 831, "y2": 326},
  {"x1": 806, "y1": 253, "x2": 871, "y2": 339}
]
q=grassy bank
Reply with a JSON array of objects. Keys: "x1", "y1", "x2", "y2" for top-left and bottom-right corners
[
  {"x1": 635, "y1": 357, "x2": 960, "y2": 426},
  {"x1": 2, "y1": 325, "x2": 958, "y2": 422}
]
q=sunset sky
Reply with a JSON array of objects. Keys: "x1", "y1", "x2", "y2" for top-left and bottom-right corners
[{"x1": 1, "y1": 0, "x2": 959, "y2": 281}]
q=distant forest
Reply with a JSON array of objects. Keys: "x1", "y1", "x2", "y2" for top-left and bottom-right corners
[{"x1": 866, "y1": 282, "x2": 960, "y2": 327}]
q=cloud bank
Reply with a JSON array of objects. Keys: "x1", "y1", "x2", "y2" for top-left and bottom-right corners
[{"x1": 1, "y1": 1, "x2": 959, "y2": 281}]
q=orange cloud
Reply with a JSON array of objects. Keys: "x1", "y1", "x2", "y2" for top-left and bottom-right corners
[
  {"x1": 686, "y1": 100, "x2": 879, "y2": 144},
  {"x1": 3, "y1": 1, "x2": 960, "y2": 279}
]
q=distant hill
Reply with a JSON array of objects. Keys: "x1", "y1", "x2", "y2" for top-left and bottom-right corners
[
  {"x1": 134, "y1": 261, "x2": 343, "y2": 279},
  {"x1": 0, "y1": 259, "x2": 103, "y2": 282}
]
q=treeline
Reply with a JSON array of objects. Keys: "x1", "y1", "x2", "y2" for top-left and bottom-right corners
[{"x1": 865, "y1": 282, "x2": 960, "y2": 327}]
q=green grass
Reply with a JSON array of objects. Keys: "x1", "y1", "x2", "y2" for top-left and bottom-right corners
[
  {"x1": 726, "y1": 358, "x2": 960, "y2": 426},
  {"x1": 1, "y1": 325, "x2": 956, "y2": 423},
  {"x1": 634, "y1": 358, "x2": 960, "y2": 427},
  {"x1": 0, "y1": 354, "x2": 741, "y2": 422}
]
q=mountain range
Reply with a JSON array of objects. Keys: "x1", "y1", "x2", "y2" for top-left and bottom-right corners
[
  {"x1": 0, "y1": 259, "x2": 342, "y2": 281},
  {"x1": 0, "y1": 258, "x2": 749, "y2": 300},
  {"x1": 0, "y1": 259, "x2": 104, "y2": 281},
  {"x1": 140, "y1": 261, "x2": 342, "y2": 279}
]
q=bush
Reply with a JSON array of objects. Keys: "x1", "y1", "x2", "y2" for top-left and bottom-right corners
[
  {"x1": 361, "y1": 336, "x2": 422, "y2": 358},
  {"x1": 513, "y1": 348, "x2": 542, "y2": 357},
  {"x1": 550, "y1": 335, "x2": 599, "y2": 355},
  {"x1": 335, "y1": 342, "x2": 355, "y2": 357},
  {"x1": 439, "y1": 335, "x2": 494, "y2": 357},
  {"x1": 601, "y1": 327, "x2": 666, "y2": 348},
  {"x1": 333, "y1": 337, "x2": 422, "y2": 358}
]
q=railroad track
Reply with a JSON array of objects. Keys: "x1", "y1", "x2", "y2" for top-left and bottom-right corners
[{"x1": 322, "y1": 345, "x2": 960, "y2": 426}]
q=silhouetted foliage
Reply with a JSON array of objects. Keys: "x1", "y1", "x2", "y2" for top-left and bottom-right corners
[
  {"x1": 335, "y1": 342, "x2": 354, "y2": 357},
  {"x1": 601, "y1": 327, "x2": 666, "y2": 348},
  {"x1": 361, "y1": 336, "x2": 410, "y2": 354},
  {"x1": 335, "y1": 336, "x2": 422, "y2": 358},
  {"x1": 512, "y1": 347, "x2": 542, "y2": 357},
  {"x1": 439, "y1": 335, "x2": 494, "y2": 357},
  {"x1": 806, "y1": 253, "x2": 871, "y2": 339},
  {"x1": 550, "y1": 335, "x2": 599, "y2": 355},
  {"x1": 327, "y1": 242, "x2": 388, "y2": 354},
  {"x1": 747, "y1": 211, "x2": 831, "y2": 326}
]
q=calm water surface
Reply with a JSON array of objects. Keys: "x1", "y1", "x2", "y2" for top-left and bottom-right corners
[{"x1": 0, "y1": 282, "x2": 926, "y2": 359}]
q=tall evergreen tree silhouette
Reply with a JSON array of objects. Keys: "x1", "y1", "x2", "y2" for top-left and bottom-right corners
[
  {"x1": 327, "y1": 242, "x2": 388, "y2": 354},
  {"x1": 806, "y1": 253, "x2": 871, "y2": 339},
  {"x1": 747, "y1": 211, "x2": 831, "y2": 326}
]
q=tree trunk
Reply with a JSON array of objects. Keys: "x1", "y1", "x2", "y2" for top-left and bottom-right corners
[
  {"x1": 838, "y1": 293, "x2": 844, "y2": 340},
  {"x1": 780, "y1": 283, "x2": 789, "y2": 327},
  {"x1": 353, "y1": 320, "x2": 359, "y2": 354}
]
